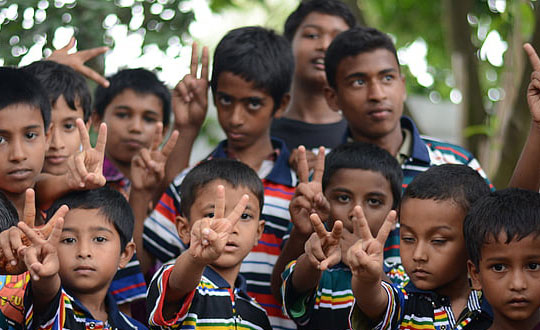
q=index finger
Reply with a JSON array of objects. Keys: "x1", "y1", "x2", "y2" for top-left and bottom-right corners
[
  {"x1": 309, "y1": 213, "x2": 329, "y2": 239},
  {"x1": 375, "y1": 210, "x2": 397, "y2": 246},
  {"x1": 214, "y1": 185, "x2": 226, "y2": 219},
  {"x1": 525, "y1": 43, "x2": 540, "y2": 72},
  {"x1": 297, "y1": 146, "x2": 309, "y2": 183},
  {"x1": 94, "y1": 122, "x2": 107, "y2": 154},
  {"x1": 312, "y1": 146, "x2": 326, "y2": 183},
  {"x1": 77, "y1": 118, "x2": 92, "y2": 151},
  {"x1": 161, "y1": 130, "x2": 179, "y2": 159},
  {"x1": 41, "y1": 205, "x2": 69, "y2": 239},
  {"x1": 190, "y1": 42, "x2": 199, "y2": 76},
  {"x1": 46, "y1": 217, "x2": 64, "y2": 245},
  {"x1": 226, "y1": 194, "x2": 250, "y2": 227},
  {"x1": 22, "y1": 189, "x2": 36, "y2": 228},
  {"x1": 351, "y1": 205, "x2": 374, "y2": 240},
  {"x1": 200, "y1": 46, "x2": 209, "y2": 81},
  {"x1": 77, "y1": 46, "x2": 109, "y2": 63},
  {"x1": 151, "y1": 123, "x2": 164, "y2": 151}
]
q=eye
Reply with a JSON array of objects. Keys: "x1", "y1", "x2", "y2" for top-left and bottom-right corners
[
  {"x1": 25, "y1": 132, "x2": 38, "y2": 140},
  {"x1": 382, "y1": 74, "x2": 395, "y2": 82},
  {"x1": 246, "y1": 99, "x2": 262, "y2": 111},
  {"x1": 336, "y1": 194, "x2": 350, "y2": 203},
  {"x1": 94, "y1": 236, "x2": 107, "y2": 243},
  {"x1": 218, "y1": 95, "x2": 232, "y2": 106},
  {"x1": 303, "y1": 32, "x2": 319, "y2": 39},
  {"x1": 63, "y1": 122, "x2": 76, "y2": 131},
  {"x1": 0, "y1": 136, "x2": 5, "y2": 144},
  {"x1": 115, "y1": 112, "x2": 128, "y2": 119},
  {"x1": 401, "y1": 236, "x2": 415, "y2": 244},
  {"x1": 143, "y1": 115, "x2": 158, "y2": 124},
  {"x1": 366, "y1": 198, "x2": 382, "y2": 206},
  {"x1": 527, "y1": 263, "x2": 540, "y2": 271},
  {"x1": 491, "y1": 264, "x2": 506, "y2": 272},
  {"x1": 431, "y1": 238, "x2": 447, "y2": 245},
  {"x1": 240, "y1": 213, "x2": 253, "y2": 221},
  {"x1": 204, "y1": 212, "x2": 215, "y2": 218},
  {"x1": 61, "y1": 237, "x2": 76, "y2": 244},
  {"x1": 352, "y1": 79, "x2": 365, "y2": 87}
]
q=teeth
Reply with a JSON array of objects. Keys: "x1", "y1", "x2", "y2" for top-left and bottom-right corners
[{"x1": 314, "y1": 58, "x2": 324, "y2": 64}]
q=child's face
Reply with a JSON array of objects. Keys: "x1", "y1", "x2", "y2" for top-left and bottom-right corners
[
  {"x1": 399, "y1": 198, "x2": 468, "y2": 295},
  {"x1": 95, "y1": 88, "x2": 163, "y2": 166},
  {"x1": 291, "y1": 12, "x2": 349, "y2": 86},
  {"x1": 215, "y1": 72, "x2": 284, "y2": 152},
  {"x1": 44, "y1": 96, "x2": 85, "y2": 175},
  {"x1": 324, "y1": 168, "x2": 393, "y2": 235},
  {"x1": 178, "y1": 179, "x2": 264, "y2": 270},
  {"x1": 469, "y1": 234, "x2": 540, "y2": 326},
  {"x1": 56, "y1": 208, "x2": 133, "y2": 297},
  {"x1": 325, "y1": 49, "x2": 406, "y2": 141},
  {"x1": 0, "y1": 104, "x2": 49, "y2": 196}
]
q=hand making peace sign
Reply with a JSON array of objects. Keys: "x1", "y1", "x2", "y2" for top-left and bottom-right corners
[{"x1": 304, "y1": 213, "x2": 343, "y2": 271}]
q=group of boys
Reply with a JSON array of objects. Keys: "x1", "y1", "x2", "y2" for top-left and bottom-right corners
[{"x1": 0, "y1": 0, "x2": 539, "y2": 329}]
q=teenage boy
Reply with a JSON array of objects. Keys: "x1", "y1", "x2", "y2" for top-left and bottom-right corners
[
  {"x1": 147, "y1": 159, "x2": 271, "y2": 329},
  {"x1": 324, "y1": 26, "x2": 491, "y2": 266},
  {"x1": 348, "y1": 164, "x2": 493, "y2": 329},
  {"x1": 280, "y1": 142, "x2": 403, "y2": 329},
  {"x1": 140, "y1": 26, "x2": 297, "y2": 329},
  {"x1": 19, "y1": 187, "x2": 147, "y2": 330},
  {"x1": 465, "y1": 188, "x2": 540, "y2": 330}
]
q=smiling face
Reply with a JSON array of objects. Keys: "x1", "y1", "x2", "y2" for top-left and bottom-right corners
[
  {"x1": 0, "y1": 104, "x2": 49, "y2": 197},
  {"x1": 95, "y1": 88, "x2": 163, "y2": 168},
  {"x1": 469, "y1": 234, "x2": 540, "y2": 328},
  {"x1": 399, "y1": 198, "x2": 468, "y2": 296},
  {"x1": 291, "y1": 12, "x2": 349, "y2": 87},
  {"x1": 325, "y1": 168, "x2": 393, "y2": 236},
  {"x1": 325, "y1": 49, "x2": 406, "y2": 141},
  {"x1": 57, "y1": 208, "x2": 133, "y2": 296},
  {"x1": 215, "y1": 72, "x2": 285, "y2": 152},
  {"x1": 44, "y1": 96, "x2": 85, "y2": 175}
]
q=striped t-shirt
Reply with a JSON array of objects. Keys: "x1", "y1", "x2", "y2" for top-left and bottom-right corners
[
  {"x1": 143, "y1": 138, "x2": 297, "y2": 329},
  {"x1": 147, "y1": 262, "x2": 271, "y2": 329}
]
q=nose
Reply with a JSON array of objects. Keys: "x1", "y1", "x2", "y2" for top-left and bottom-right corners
[
  {"x1": 128, "y1": 116, "x2": 143, "y2": 133},
  {"x1": 317, "y1": 34, "x2": 333, "y2": 52},
  {"x1": 412, "y1": 241, "x2": 428, "y2": 263},
  {"x1": 8, "y1": 137, "x2": 27, "y2": 162},
  {"x1": 367, "y1": 81, "x2": 386, "y2": 101},
  {"x1": 49, "y1": 125, "x2": 65, "y2": 150},
  {"x1": 77, "y1": 239, "x2": 92, "y2": 259},
  {"x1": 229, "y1": 104, "x2": 244, "y2": 127},
  {"x1": 509, "y1": 269, "x2": 527, "y2": 292}
]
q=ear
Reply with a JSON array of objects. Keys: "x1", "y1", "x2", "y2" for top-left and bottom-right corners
[
  {"x1": 90, "y1": 112, "x2": 103, "y2": 131},
  {"x1": 118, "y1": 241, "x2": 136, "y2": 269},
  {"x1": 324, "y1": 86, "x2": 340, "y2": 112},
  {"x1": 467, "y1": 260, "x2": 483, "y2": 291},
  {"x1": 254, "y1": 220, "x2": 265, "y2": 246},
  {"x1": 176, "y1": 215, "x2": 191, "y2": 246},
  {"x1": 273, "y1": 93, "x2": 290, "y2": 119}
]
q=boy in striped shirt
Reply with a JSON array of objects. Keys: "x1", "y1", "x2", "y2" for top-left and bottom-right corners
[{"x1": 147, "y1": 159, "x2": 271, "y2": 329}]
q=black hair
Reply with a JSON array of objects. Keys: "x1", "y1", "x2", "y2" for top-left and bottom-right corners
[
  {"x1": 0, "y1": 67, "x2": 51, "y2": 129},
  {"x1": 46, "y1": 187, "x2": 133, "y2": 251},
  {"x1": 283, "y1": 0, "x2": 356, "y2": 42},
  {"x1": 23, "y1": 61, "x2": 92, "y2": 122},
  {"x1": 210, "y1": 26, "x2": 294, "y2": 112},
  {"x1": 179, "y1": 158, "x2": 264, "y2": 220},
  {"x1": 402, "y1": 164, "x2": 490, "y2": 213},
  {"x1": 0, "y1": 191, "x2": 18, "y2": 232},
  {"x1": 322, "y1": 142, "x2": 402, "y2": 209},
  {"x1": 325, "y1": 26, "x2": 399, "y2": 89},
  {"x1": 464, "y1": 188, "x2": 540, "y2": 267},
  {"x1": 93, "y1": 68, "x2": 171, "y2": 126}
]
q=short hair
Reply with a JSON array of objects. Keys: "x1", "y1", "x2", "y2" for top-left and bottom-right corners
[
  {"x1": 283, "y1": 0, "x2": 356, "y2": 42},
  {"x1": 93, "y1": 68, "x2": 171, "y2": 126},
  {"x1": 0, "y1": 191, "x2": 18, "y2": 232},
  {"x1": 0, "y1": 67, "x2": 51, "y2": 129},
  {"x1": 46, "y1": 187, "x2": 133, "y2": 251},
  {"x1": 465, "y1": 188, "x2": 540, "y2": 267},
  {"x1": 325, "y1": 26, "x2": 399, "y2": 89},
  {"x1": 210, "y1": 26, "x2": 294, "y2": 112},
  {"x1": 179, "y1": 158, "x2": 264, "y2": 220},
  {"x1": 322, "y1": 142, "x2": 402, "y2": 209},
  {"x1": 23, "y1": 61, "x2": 92, "y2": 121},
  {"x1": 402, "y1": 164, "x2": 490, "y2": 213}
]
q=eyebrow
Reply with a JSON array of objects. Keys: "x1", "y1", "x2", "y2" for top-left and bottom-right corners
[
  {"x1": 329, "y1": 187, "x2": 387, "y2": 197},
  {"x1": 400, "y1": 224, "x2": 453, "y2": 232},
  {"x1": 63, "y1": 226, "x2": 114, "y2": 233},
  {"x1": 345, "y1": 68, "x2": 398, "y2": 80}
]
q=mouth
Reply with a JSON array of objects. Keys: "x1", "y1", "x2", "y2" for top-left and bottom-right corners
[
  {"x1": 411, "y1": 269, "x2": 431, "y2": 279},
  {"x1": 223, "y1": 242, "x2": 239, "y2": 252},
  {"x1": 7, "y1": 168, "x2": 32, "y2": 180},
  {"x1": 74, "y1": 265, "x2": 96, "y2": 274},
  {"x1": 45, "y1": 155, "x2": 68, "y2": 165},
  {"x1": 122, "y1": 139, "x2": 145, "y2": 149},
  {"x1": 226, "y1": 131, "x2": 245, "y2": 141},
  {"x1": 311, "y1": 57, "x2": 325, "y2": 70},
  {"x1": 367, "y1": 108, "x2": 392, "y2": 120},
  {"x1": 508, "y1": 297, "x2": 529, "y2": 307}
]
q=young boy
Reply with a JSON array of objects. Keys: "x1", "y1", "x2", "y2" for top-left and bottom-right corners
[
  {"x1": 140, "y1": 26, "x2": 297, "y2": 329},
  {"x1": 280, "y1": 142, "x2": 403, "y2": 329},
  {"x1": 323, "y1": 26, "x2": 491, "y2": 266},
  {"x1": 19, "y1": 187, "x2": 147, "y2": 329},
  {"x1": 147, "y1": 159, "x2": 271, "y2": 329},
  {"x1": 271, "y1": 0, "x2": 355, "y2": 153},
  {"x1": 465, "y1": 188, "x2": 540, "y2": 330},
  {"x1": 348, "y1": 164, "x2": 493, "y2": 330}
]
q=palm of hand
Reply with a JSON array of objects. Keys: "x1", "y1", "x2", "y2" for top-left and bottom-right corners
[{"x1": 189, "y1": 217, "x2": 233, "y2": 263}]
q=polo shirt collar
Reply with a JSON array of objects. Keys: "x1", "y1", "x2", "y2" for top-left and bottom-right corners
[
  {"x1": 204, "y1": 266, "x2": 250, "y2": 299},
  {"x1": 209, "y1": 137, "x2": 294, "y2": 187}
]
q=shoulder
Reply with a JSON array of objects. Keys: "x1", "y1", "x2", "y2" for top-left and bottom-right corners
[{"x1": 420, "y1": 135, "x2": 476, "y2": 165}]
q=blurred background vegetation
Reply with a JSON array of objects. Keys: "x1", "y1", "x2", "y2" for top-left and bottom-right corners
[{"x1": 0, "y1": 0, "x2": 538, "y2": 188}]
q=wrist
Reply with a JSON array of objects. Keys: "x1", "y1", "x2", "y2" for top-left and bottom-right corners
[{"x1": 290, "y1": 226, "x2": 312, "y2": 241}]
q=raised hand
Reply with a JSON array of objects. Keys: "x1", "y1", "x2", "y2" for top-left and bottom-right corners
[
  {"x1": 65, "y1": 119, "x2": 107, "y2": 190},
  {"x1": 346, "y1": 206, "x2": 396, "y2": 280},
  {"x1": 47, "y1": 36, "x2": 109, "y2": 87},
  {"x1": 18, "y1": 213, "x2": 64, "y2": 281},
  {"x1": 172, "y1": 42, "x2": 209, "y2": 131},
  {"x1": 188, "y1": 185, "x2": 249, "y2": 265},
  {"x1": 304, "y1": 213, "x2": 343, "y2": 271},
  {"x1": 524, "y1": 43, "x2": 540, "y2": 125},
  {"x1": 289, "y1": 146, "x2": 329, "y2": 236},
  {"x1": 131, "y1": 124, "x2": 179, "y2": 193}
]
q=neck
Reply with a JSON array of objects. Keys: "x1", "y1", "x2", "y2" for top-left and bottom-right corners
[
  {"x1": 209, "y1": 263, "x2": 242, "y2": 289},
  {"x1": 284, "y1": 78, "x2": 342, "y2": 124},
  {"x1": 349, "y1": 123, "x2": 404, "y2": 157},
  {"x1": 75, "y1": 290, "x2": 109, "y2": 322},
  {"x1": 435, "y1": 273, "x2": 471, "y2": 318},
  {"x1": 490, "y1": 310, "x2": 540, "y2": 330},
  {"x1": 228, "y1": 134, "x2": 274, "y2": 173},
  {"x1": 105, "y1": 152, "x2": 132, "y2": 181},
  {"x1": 4, "y1": 190, "x2": 29, "y2": 223}
]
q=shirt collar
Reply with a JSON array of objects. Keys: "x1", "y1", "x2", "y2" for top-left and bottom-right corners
[
  {"x1": 203, "y1": 266, "x2": 250, "y2": 298},
  {"x1": 209, "y1": 137, "x2": 295, "y2": 187},
  {"x1": 102, "y1": 155, "x2": 126, "y2": 182}
]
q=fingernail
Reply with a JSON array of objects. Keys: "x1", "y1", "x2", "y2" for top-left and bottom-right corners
[
  {"x1": 202, "y1": 228, "x2": 210, "y2": 235},
  {"x1": 33, "y1": 275, "x2": 39, "y2": 281},
  {"x1": 10, "y1": 260, "x2": 16, "y2": 266}
]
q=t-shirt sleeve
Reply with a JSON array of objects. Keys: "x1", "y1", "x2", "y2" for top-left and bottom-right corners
[
  {"x1": 110, "y1": 253, "x2": 147, "y2": 304},
  {"x1": 147, "y1": 262, "x2": 196, "y2": 328},
  {"x1": 143, "y1": 178, "x2": 187, "y2": 263},
  {"x1": 24, "y1": 283, "x2": 64, "y2": 330},
  {"x1": 349, "y1": 281, "x2": 404, "y2": 330},
  {"x1": 466, "y1": 156, "x2": 494, "y2": 190},
  {"x1": 281, "y1": 260, "x2": 317, "y2": 326}
]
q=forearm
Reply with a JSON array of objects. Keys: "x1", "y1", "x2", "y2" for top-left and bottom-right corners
[
  {"x1": 129, "y1": 189, "x2": 155, "y2": 274},
  {"x1": 163, "y1": 127, "x2": 199, "y2": 188},
  {"x1": 34, "y1": 174, "x2": 70, "y2": 210},
  {"x1": 166, "y1": 252, "x2": 206, "y2": 304},
  {"x1": 290, "y1": 254, "x2": 321, "y2": 294},
  {"x1": 351, "y1": 275, "x2": 388, "y2": 321},
  {"x1": 270, "y1": 229, "x2": 310, "y2": 301},
  {"x1": 31, "y1": 273, "x2": 61, "y2": 312},
  {"x1": 509, "y1": 122, "x2": 540, "y2": 190}
]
